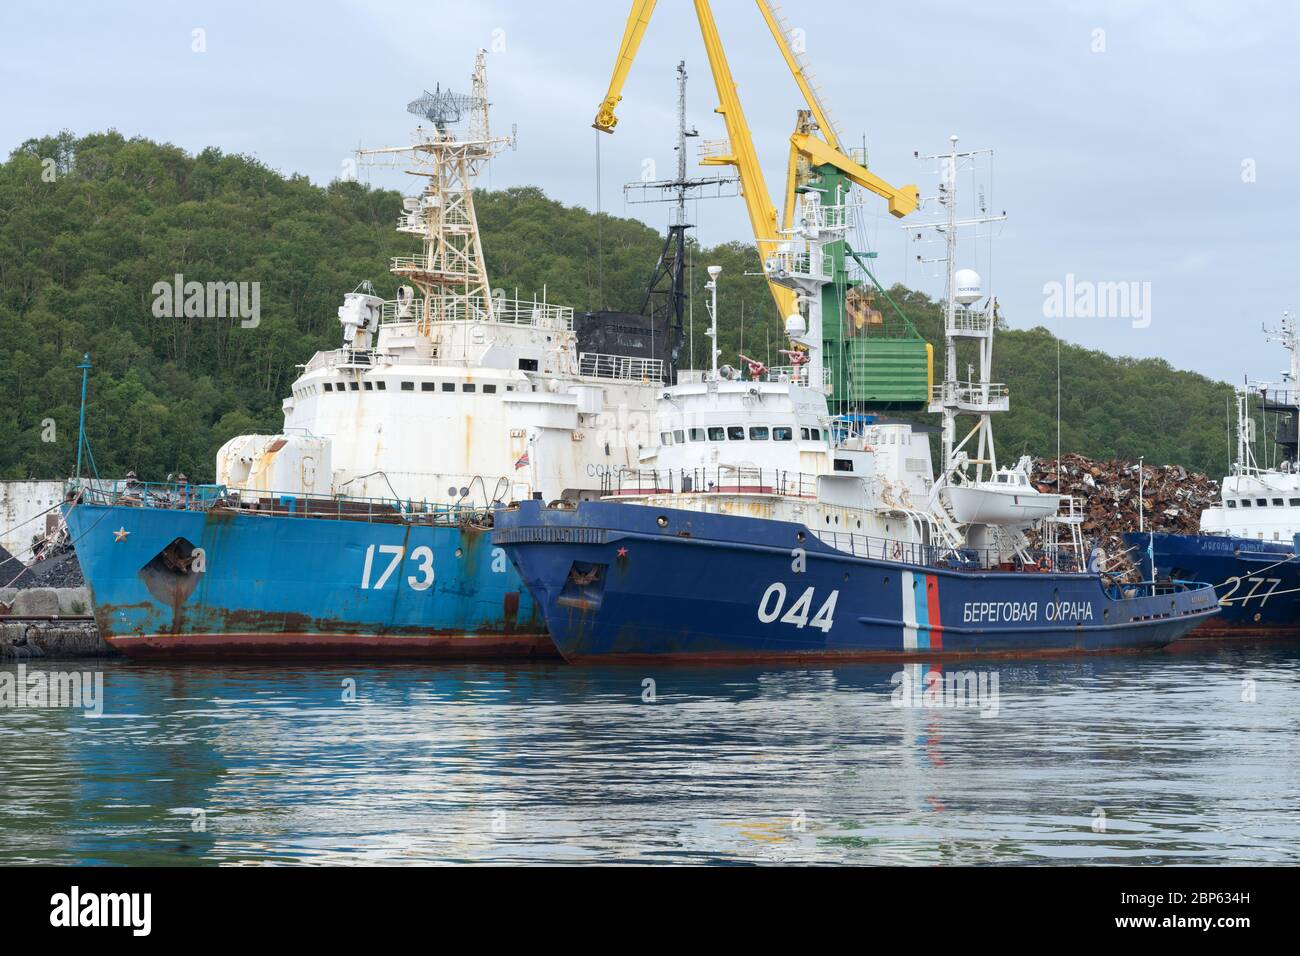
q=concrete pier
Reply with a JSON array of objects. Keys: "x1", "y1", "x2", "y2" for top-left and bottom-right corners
[{"x1": 0, "y1": 587, "x2": 117, "y2": 659}]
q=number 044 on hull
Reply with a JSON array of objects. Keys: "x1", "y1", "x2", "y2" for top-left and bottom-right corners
[{"x1": 495, "y1": 500, "x2": 1221, "y2": 663}]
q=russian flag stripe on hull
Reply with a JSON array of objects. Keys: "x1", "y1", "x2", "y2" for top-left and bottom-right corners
[
  {"x1": 903, "y1": 572, "x2": 941, "y2": 650},
  {"x1": 927, "y1": 574, "x2": 943, "y2": 650}
]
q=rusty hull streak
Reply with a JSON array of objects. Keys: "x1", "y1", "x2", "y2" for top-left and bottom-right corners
[
  {"x1": 558, "y1": 644, "x2": 1180, "y2": 666},
  {"x1": 1166, "y1": 620, "x2": 1300, "y2": 646},
  {"x1": 103, "y1": 630, "x2": 558, "y2": 661},
  {"x1": 99, "y1": 512, "x2": 554, "y2": 661},
  {"x1": 94, "y1": 598, "x2": 557, "y2": 661}
]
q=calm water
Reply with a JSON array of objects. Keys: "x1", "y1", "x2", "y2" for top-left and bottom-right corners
[{"x1": 1, "y1": 644, "x2": 1298, "y2": 865}]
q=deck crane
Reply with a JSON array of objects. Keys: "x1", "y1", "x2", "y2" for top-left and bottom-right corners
[{"x1": 592, "y1": 0, "x2": 931, "y2": 410}]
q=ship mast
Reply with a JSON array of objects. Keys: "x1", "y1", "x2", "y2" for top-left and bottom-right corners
[
  {"x1": 910, "y1": 136, "x2": 1006, "y2": 484},
  {"x1": 623, "y1": 61, "x2": 738, "y2": 381},
  {"x1": 358, "y1": 50, "x2": 514, "y2": 334}
]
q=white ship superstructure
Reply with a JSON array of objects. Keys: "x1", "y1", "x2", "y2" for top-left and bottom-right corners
[
  {"x1": 608, "y1": 237, "x2": 952, "y2": 555},
  {"x1": 216, "y1": 53, "x2": 659, "y2": 508},
  {"x1": 605, "y1": 135, "x2": 1083, "y2": 569},
  {"x1": 1200, "y1": 312, "x2": 1300, "y2": 542}
]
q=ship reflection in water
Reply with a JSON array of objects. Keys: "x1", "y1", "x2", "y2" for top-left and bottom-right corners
[{"x1": 1, "y1": 645, "x2": 1298, "y2": 865}]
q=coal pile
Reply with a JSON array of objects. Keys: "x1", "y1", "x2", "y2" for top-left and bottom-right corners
[
  {"x1": 1031, "y1": 453, "x2": 1220, "y2": 555},
  {"x1": 0, "y1": 541, "x2": 85, "y2": 589}
]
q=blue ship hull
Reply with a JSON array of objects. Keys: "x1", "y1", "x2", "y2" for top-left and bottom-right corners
[
  {"x1": 495, "y1": 500, "x2": 1220, "y2": 663},
  {"x1": 65, "y1": 499, "x2": 552, "y2": 660},
  {"x1": 1126, "y1": 531, "x2": 1300, "y2": 639}
]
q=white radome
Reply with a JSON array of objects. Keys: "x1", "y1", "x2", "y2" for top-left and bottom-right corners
[{"x1": 954, "y1": 268, "x2": 983, "y2": 306}]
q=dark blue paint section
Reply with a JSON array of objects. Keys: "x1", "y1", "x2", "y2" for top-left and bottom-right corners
[
  {"x1": 1128, "y1": 531, "x2": 1300, "y2": 636},
  {"x1": 497, "y1": 500, "x2": 1220, "y2": 662}
]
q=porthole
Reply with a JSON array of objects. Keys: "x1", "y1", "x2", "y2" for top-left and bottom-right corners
[{"x1": 656, "y1": 515, "x2": 669, "y2": 528}]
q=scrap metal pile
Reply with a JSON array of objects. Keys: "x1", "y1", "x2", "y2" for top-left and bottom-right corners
[{"x1": 1030, "y1": 453, "x2": 1219, "y2": 557}]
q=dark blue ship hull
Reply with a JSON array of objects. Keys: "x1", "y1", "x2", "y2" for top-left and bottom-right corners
[
  {"x1": 1126, "y1": 532, "x2": 1300, "y2": 639},
  {"x1": 65, "y1": 496, "x2": 553, "y2": 660},
  {"x1": 495, "y1": 500, "x2": 1220, "y2": 663}
]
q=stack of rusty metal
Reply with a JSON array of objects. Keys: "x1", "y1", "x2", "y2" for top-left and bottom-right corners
[{"x1": 1029, "y1": 453, "x2": 1220, "y2": 556}]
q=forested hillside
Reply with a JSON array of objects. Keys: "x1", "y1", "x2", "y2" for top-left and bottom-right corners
[{"x1": 0, "y1": 131, "x2": 1238, "y2": 481}]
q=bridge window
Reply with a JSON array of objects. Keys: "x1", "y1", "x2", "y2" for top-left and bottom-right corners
[
  {"x1": 442, "y1": 383, "x2": 455, "y2": 392},
  {"x1": 376, "y1": 381, "x2": 386, "y2": 391},
  {"x1": 483, "y1": 384, "x2": 496, "y2": 394},
  {"x1": 689, "y1": 428, "x2": 705, "y2": 441},
  {"x1": 349, "y1": 382, "x2": 359, "y2": 391},
  {"x1": 800, "y1": 427, "x2": 810, "y2": 440},
  {"x1": 1257, "y1": 499, "x2": 1268, "y2": 507},
  {"x1": 774, "y1": 427, "x2": 793, "y2": 441},
  {"x1": 810, "y1": 428, "x2": 821, "y2": 440},
  {"x1": 1291, "y1": 498, "x2": 1300, "y2": 506},
  {"x1": 519, "y1": 358, "x2": 538, "y2": 371},
  {"x1": 749, "y1": 426, "x2": 769, "y2": 440},
  {"x1": 324, "y1": 383, "x2": 333, "y2": 392},
  {"x1": 401, "y1": 382, "x2": 414, "y2": 391},
  {"x1": 363, "y1": 381, "x2": 373, "y2": 391},
  {"x1": 660, "y1": 432, "x2": 673, "y2": 445},
  {"x1": 708, "y1": 427, "x2": 725, "y2": 441},
  {"x1": 1226, "y1": 500, "x2": 1237, "y2": 508},
  {"x1": 834, "y1": 458, "x2": 854, "y2": 472},
  {"x1": 727, "y1": 426, "x2": 745, "y2": 441},
  {"x1": 1273, "y1": 498, "x2": 1284, "y2": 506},
  {"x1": 463, "y1": 383, "x2": 476, "y2": 393},
  {"x1": 1241, "y1": 499, "x2": 1252, "y2": 507},
  {"x1": 422, "y1": 382, "x2": 436, "y2": 392}
]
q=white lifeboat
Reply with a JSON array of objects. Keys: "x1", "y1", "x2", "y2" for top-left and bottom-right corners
[{"x1": 946, "y1": 457, "x2": 1061, "y2": 525}]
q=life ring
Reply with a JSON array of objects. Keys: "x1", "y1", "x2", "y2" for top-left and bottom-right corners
[{"x1": 1037, "y1": 556, "x2": 1052, "y2": 572}]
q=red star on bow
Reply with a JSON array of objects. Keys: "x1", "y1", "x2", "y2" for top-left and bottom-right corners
[{"x1": 616, "y1": 547, "x2": 628, "y2": 558}]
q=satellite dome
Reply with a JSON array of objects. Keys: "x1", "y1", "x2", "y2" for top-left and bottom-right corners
[
  {"x1": 954, "y1": 269, "x2": 982, "y2": 305},
  {"x1": 784, "y1": 313, "x2": 807, "y2": 338}
]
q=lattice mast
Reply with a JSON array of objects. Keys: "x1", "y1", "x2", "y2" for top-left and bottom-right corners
[
  {"x1": 623, "y1": 61, "x2": 737, "y2": 379},
  {"x1": 358, "y1": 50, "x2": 513, "y2": 332},
  {"x1": 910, "y1": 136, "x2": 1006, "y2": 482}
]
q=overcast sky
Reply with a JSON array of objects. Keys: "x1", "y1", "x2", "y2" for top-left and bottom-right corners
[{"x1": 4, "y1": 0, "x2": 1296, "y2": 384}]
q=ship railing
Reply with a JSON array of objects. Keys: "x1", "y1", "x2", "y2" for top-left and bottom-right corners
[
  {"x1": 946, "y1": 310, "x2": 993, "y2": 336},
  {"x1": 69, "y1": 480, "x2": 492, "y2": 526},
  {"x1": 1104, "y1": 578, "x2": 1217, "y2": 601},
  {"x1": 811, "y1": 527, "x2": 1089, "y2": 574},
  {"x1": 799, "y1": 202, "x2": 854, "y2": 232},
  {"x1": 379, "y1": 294, "x2": 574, "y2": 329},
  {"x1": 600, "y1": 467, "x2": 820, "y2": 499},
  {"x1": 579, "y1": 352, "x2": 666, "y2": 382},
  {"x1": 760, "y1": 365, "x2": 834, "y2": 387},
  {"x1": 766, "y1": 248, "x2": 834, "y2": 281},
  {"x1": 929, "y1": 381, "x2": 1010, "y2": 411}
]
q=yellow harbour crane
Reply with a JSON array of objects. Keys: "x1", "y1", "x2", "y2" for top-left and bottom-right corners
[{"x1": 592, "y1": 0, "x2": 932, "y2": 410}]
